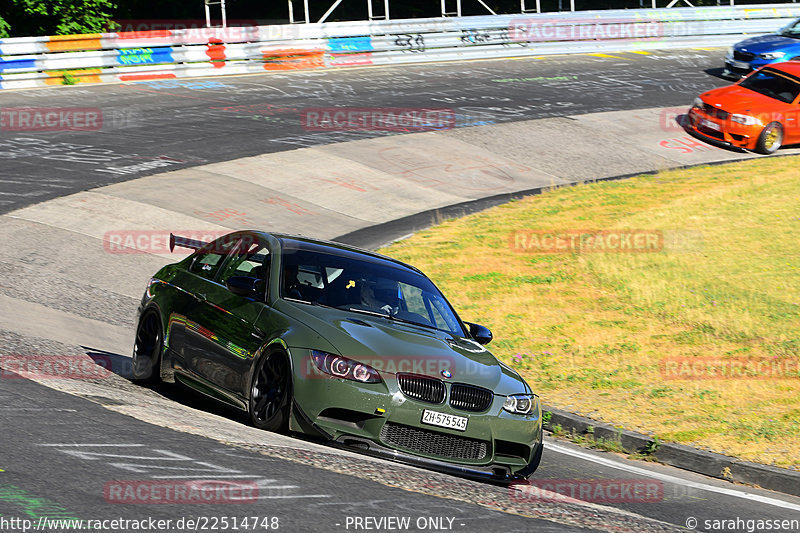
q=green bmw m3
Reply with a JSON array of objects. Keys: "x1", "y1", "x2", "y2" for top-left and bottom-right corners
[{"x1": 132, "y1": 230, "x2": 543, "y2": 481}]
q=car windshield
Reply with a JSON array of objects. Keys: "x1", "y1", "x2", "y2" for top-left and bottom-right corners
[
  {"x1": 740, "y1": 68, "x2": 800, "y2": 103},
  {"x1": 780, "y1": 20, "x2": 800, "y2": 38},
  {"x1": 281, "y1": 247, "x2": 465, "y2": 336}
]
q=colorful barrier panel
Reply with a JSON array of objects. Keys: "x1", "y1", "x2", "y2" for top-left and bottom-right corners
[{"x1": 2, "y1": 4, "x2": 800, "y2": 89}]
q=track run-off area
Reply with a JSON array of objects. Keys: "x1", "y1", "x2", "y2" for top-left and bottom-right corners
[{"x1": 1, "y1": 49, "x2": 800, "y2": 533}]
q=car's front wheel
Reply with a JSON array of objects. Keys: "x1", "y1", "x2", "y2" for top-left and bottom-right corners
[
  {"x1": 756, "y1": 121, "x2": 783, "y2": 155},
  {"x1": 131, "y1": 311, "x2": 163, "y2": 383},
  {"x1": 249, "y1": 349, "x2": 291, "y2": 432}
]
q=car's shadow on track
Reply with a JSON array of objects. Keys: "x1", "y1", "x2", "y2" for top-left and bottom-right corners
[
  {"x1": 83, "y1": 346, "x2": 133, "y2": 378},
  {"x1": 705, "y1": 66, "x2": 732, "y2": 80},
  {"x1": 81, "y1": 346, "x2": 248, "y2": 423},
  {"x1": 81, "y1": 346, "x2": 335, "y2": 449}
]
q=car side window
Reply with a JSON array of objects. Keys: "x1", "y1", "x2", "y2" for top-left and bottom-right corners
[
  {"x1": 217, "y1": 236, "x2": 271, "y2": 293},
  {"x1": 189, "y1": 237, "x2": 238, "y2": 280}
]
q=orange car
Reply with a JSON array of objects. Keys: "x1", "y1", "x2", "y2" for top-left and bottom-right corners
[{"x1": 686, "y1": 61, "x2": 800, "y2": 154}]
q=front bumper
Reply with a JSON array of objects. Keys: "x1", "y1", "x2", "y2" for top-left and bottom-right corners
[
  {"x1": 722, "y1": 55, "x2": 769, "y2": 79},
  {"x1": 685, "y1": 106, "x2": 758, "y2": 151},
  {"x1": 289, "y1": 349, "x2": 542, "y2": 480},
  {"x1": 330, "y1": 434, "x2": 540, "y2": 482}
]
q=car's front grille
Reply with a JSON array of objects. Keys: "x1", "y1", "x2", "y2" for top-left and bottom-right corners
[
  {"x1": 380, "y1": 422, "x2": 489, "y2": 460},
  {"x1": 703, "y1": 104, "x2": 729, "y2": 120},
  {"x1": 397, "y1": 373, "x2": 445, "y2": 404},
  {"x1": 733, "y1": 50, "x2": 755, "y2": 62},
  {"x1": 697, "y1": 124, "x2": 725, "y2": 139},
  {"x1": 450, "y1": 384, "x2": 493, "y2": 412}
]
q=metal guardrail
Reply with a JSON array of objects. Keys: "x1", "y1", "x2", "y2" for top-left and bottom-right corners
[{"x1": 1, "y1": 4, "x2": 799, "y2": 90}]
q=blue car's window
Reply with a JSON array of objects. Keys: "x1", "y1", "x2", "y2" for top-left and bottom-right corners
[
  {"x1": 781, "y1": 20, "x2": 800, "y2": 38},
  {"x1": 740, "y1": 69, "x2": 800, "y2": 103},
  {"x1": 281, "y1": 249, "x2": 465, "y2": 336}
]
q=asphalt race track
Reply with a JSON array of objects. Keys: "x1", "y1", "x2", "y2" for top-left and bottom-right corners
[
  {"x1": 0, "y1": 49, "x2": 728, "y2": 214},
  {"x1": 2, "y1": 49, "x2": 800, "y2": 533}
]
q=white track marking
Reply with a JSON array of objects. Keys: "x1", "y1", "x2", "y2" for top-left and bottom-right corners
[{"x1": 545, "y1": 442, "x2": 800, "y2": 512}]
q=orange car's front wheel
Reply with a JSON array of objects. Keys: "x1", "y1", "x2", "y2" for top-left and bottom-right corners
[{"x1": 756, "y1": 122, "x2": 784, "y2": 155}]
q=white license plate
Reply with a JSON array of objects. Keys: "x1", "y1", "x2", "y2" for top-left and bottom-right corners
[
  {"x1": 701, "y1": 118, "x2": 722, "y2": 131},
  {"x1": 421, "y1": 409, "x2": 468, "y2": 432},
  {"x1": 728, "y1": 59, "x2": 749, "y2": 69}
]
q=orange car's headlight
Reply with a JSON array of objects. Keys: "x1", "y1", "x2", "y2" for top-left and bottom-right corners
[{"x1": 730, "y1": 114, "x2": 761, "y2": 126}]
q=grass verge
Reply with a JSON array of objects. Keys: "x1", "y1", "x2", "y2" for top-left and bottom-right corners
[{"x1": 379, "y1": 156, "x2": 800, "y2": 469}]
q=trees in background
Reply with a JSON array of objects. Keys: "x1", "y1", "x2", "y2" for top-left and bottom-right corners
[
  {"x1": 0, "y1": 15, "x2": 10, "y2": 38},
  {"x1": 1, "y1": 0, "x2": 116, "y2": 36}
]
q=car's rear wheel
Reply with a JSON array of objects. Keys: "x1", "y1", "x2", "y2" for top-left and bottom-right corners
[
  {"x1": 131, "y1": 311, "x2": 163, "y2": 383},
  {"x1": 756, "y1": 121, "x2": 783, "y2": 155},
  {"x1": 249, "y1": 350, "x2": 291, "y2": 432}
]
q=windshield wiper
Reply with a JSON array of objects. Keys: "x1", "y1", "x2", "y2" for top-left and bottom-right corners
[
  {"x1": 284, "y1": 297, "x2": 336, "y2": 309},
  {"x1": 345, "y1": 307, "x2": 438, "y2": 331},
  {"x1": 346, "y1": 307, "x2": 392, "y2": 318}
]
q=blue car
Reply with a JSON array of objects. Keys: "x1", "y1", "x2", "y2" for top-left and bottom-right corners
[{"x1": 723, "y1": 18, "x2": 800, "y2": 79}]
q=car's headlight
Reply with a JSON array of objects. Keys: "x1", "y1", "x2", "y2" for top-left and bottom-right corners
[
  {"x1": 692, "y1": 97, "x2": 704, "y2": 109},
  {"x1": 730, "y1": 114, "x2": 761, "y2": 126},
  {"x1": 727, "y1": 46, "x2": 735, "y2": 57},
  {"x1": 760, "y1": 51, "x2": 786, "y2": 60},
  {"x1": 310, "y1": 350, "x2": 381, "y2": 383},
  {"x1": 503, "y1": 394, "x2": 539, "y2": 415}
]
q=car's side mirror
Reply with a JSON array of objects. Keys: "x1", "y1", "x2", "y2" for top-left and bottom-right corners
[
  {"x1": 464, "y1": 321, "x2": 493, "y2": 345},
  {"x1": 226, "y1": 276, "x2": 264, "y2": 298}
]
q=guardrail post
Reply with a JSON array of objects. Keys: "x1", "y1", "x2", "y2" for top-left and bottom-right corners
[
  {"x1": 288, "y1": 0, "x2": 311, "y2": 24},
  {"x1": 520, "y1": 0, "x2": 541, "y2": 14},
  {"x1": 520, "y1": 0, "x2": 542, "y2": 13},
  {"x1": 204, "y1": 0, "x2": 227, "y2": 28},
  {"x1": 520, "y1": 0, "x2": 546, "y2": 12},
  {"x1": 441, "y1": 0, "x2": 462, "y2": 17},
  {"x1": 368, "y1": 0, "x2": 391, "y2": 20}
]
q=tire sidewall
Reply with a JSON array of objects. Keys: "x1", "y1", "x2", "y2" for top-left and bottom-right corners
[
  {"x1": 131, "y1": 310, "x2": 163, "y2": 383},
  {"x1": 757, "y1": 122, "x2": 783, "y2": 155},
  {"x1": 249, "y1": 349, "x2": 292, "y2": 431}
]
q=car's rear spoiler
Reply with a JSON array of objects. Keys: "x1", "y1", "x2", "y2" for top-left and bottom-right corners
[{"x1": 169, "y1": 233, "x2": 207, "y2": 253}]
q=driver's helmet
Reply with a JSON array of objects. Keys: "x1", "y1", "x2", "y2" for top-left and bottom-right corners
[
  {"x1": 360, "y1": 278, "x2": 399, "y2": 311},
  {"x1": 373, "y1": 279, "x2": 400, "y2": 308}
]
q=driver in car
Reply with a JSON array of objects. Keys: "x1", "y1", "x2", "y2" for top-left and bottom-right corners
[{"x1": 360, "y1": 279, "x2": 400, "y2": 316}]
